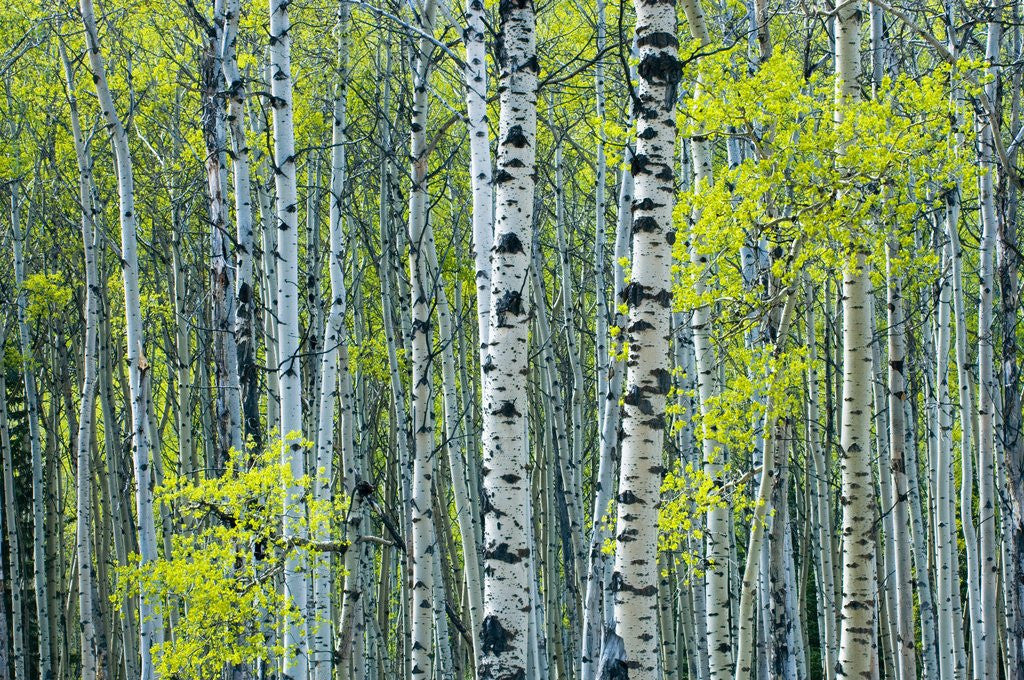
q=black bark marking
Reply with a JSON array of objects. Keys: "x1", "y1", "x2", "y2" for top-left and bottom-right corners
[
  {"x1": 495, "y1": 232, "x2": 524, "y2": 254},
  {"x1": 494, "y1": 400, "x2": 522, "y2": 418},
  {"x1": 633, "y1": 216, "x2": 658, "y2": 233},
  {"x1": 480, "y1": 615, "x2": 512, "y2": 655},
  {"x1": 495, "y1": 290, "x2": 523, "y2": 326},
  {"x1": 503, "y1": 125, "x2": 529, "y2": 148}
]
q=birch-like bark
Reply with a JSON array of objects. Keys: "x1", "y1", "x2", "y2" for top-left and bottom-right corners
[
  {"x1": 269, "y1": 0, "x2": 307, "y2": 674},
  {"x1": 998, "y1": 97, "x2": 1024, "y2": 680},
  {"x1": 949, "y1": 178, "x2": 984, "y2": 679},
  {"x1": 77, "y1": 4, "x2": 164, "y2": 676},
  {"x1": 59, "y1": 36, "x2": 102, "y2": 680},
  {"x1": 478, "y1": 0, "x2": 537, "y2": 675},
  {"x1": 976, "y1": 17, "x2": 1002, "y2": 679},
  {"x1": 677, "y1": 3, "x2": 730, "y2": 673},
  {"x1": 10, "y1": 186, "x2": 52, "y2": 680},
  {"x1": 427, "y1": 240, "x2": 483, "y2": 668},
  {"x1": 0, "y1": 374, "x2": 26, "y2": 680},
  {"x1": 552, "y1": 117, "x2": 586, "y2": 593},
  {"x1": 599, "y1": 0, "x2": 678, "y2": 673},
  {"x1": 734, "y1": 266, "x2": 800, "y2": 680},
  {"x1": 834, "y1": 3, "x2": 877, "y2": 671},
  {"x1": 804, "y1": 282, "x2": 837, "y2": 680},
  {"x1": 202, "y1": 5, "x2": 243, "y2": 463},
  {"x1": 408, "y1": 0, "x2": 442, "y2": 672},
  {"x1": 885, "y1": 241, "x2": 916, "y2": 680},
  {"x1": 581, "y1": 152, "x2": 632, "y2": 680},
  {"x1": 462, "y1": 0, "x2": 493, "y2": 352},
  {"x1": 594, "y1": 0, "x2": 610, "y2": 445},
  {"x1": 934, "y1": 238, "x2": 961, "y2": 680},
  {"x1": 221, "y1": 0, "x2": 260, "y2": 446},
  {"x1": 311, "y1": 8, "x2": 349, "y2": 679},
  {"x1": 836, "y1": 248, "x2": 878, "y2": 678}
]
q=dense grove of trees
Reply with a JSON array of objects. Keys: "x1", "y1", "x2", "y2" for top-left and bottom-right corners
[{"x1": 1, "y1": 0, "x2": 1023, "y2": 678}]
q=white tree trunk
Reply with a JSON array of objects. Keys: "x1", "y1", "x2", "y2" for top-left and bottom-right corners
[
  {"x1": 581, "y1": 151, "x2": 632, "y2": 680},
  {"x1": 0, "y1": 376, "x2": 26, "y2": 680},
  {"x1": 78, "y1": 4, "x2": 165, "y2": 676},
  {"x1": 836, "y1": 250, "x2": 878, "y2": 678},
  {"x1": 59, "y1": 36, "x2": 102, "y2": 680},
  {"x1": 478, "y1": 0, "x2": 537, "y2": 676},
  {"x1": 804, "y1": 281, "x2": 837, "y2": 680},
  {"x1": 976, "y1": 18, "x2": 1002, "y2": 680},
  {"x1": 202, "y1": 6, "x2": 243, "y2": 462},
  {"x1": 269, "y1": 0, "x2": 307, "y2": 675},
  {"x1": 949, "y1": 179, "x2": 985, "y2": 680},
  {"x1": 833, "y1": 1, "x2": 878, "y2": 673},
  {"x1": 462, "y1": 0, "x2": 494, "y2": 353},
  {"x1": 600, "y1": 0, "x2": 678, "y2": 675},
  {"x1": 885, "y1": 242, "x2": 916, "y2": 680},
  {"x1": 221, "y1": 0, "x2": 260, "y2": 445},
  {"x1": 311, "y1": 7, "x2": 350, "y2": 678},
  {"x1": 10, "y1": 187, "x2": 52, "y2": 680},
  {"x1": 407, "y1": 2, "x2": 442, "y2": 677}
]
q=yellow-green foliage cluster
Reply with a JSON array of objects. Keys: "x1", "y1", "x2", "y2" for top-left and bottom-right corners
[
  {"x1": 22, "y1": 272, "x2": 73, "y2": 324},
  {"x1": 599, "y1": 460, "x2": 759, "y2": 580},
  {"x1": 658, "y1": 461, "x2": 759, "y2": 579},
  {"x1": 117, "y1": 442, "x2": 347, "y2": 679},
  {"x1": 676, "y1": 47, "x2": 975, "y2": 297}
]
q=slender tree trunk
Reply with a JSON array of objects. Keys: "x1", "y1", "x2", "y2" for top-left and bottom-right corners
[
  {"x1": 833, "y1": 0, "x2": 878, "y2": 673},
  {"x1": 735, "y1": 269, "x2": 800, "y2": 680},
  {"x1": 477, "y1": 0, "x2": 537, "y2": 676},
  {"x1": 886, "y1": 241, "x2": 916, "y2": 680},
  {"x1": 805, "y1": 281, "x2": 837, "y2": 680},
  {"x1": 78, "y1": 3, "x2": 164, "y2": 676},
  {"x1": 201, "y1": 5, "x2": 243, "y2": 464},
  {"x1": 221, "y1": 0, "x2": 260, "y2": 447},
  {"x1": 599, "y1": 0, "x2": 678, "y2": 674},
  {"x1": 408, "y1": 0, "x2": 441, "y2": 674},
  {"x1": 311, "y1": 8, "x2": 350, "y2": 679},
  {"x1": 977, "y1": 17, "x2": 1002, "y2": 679},
  {"x1": 59, "y1": 36, "x2": 103, "y2": 680},
  {"x1": 10, "y1": 186, "x2": 52, "y2": 680},
  {"x1": 950, "y1": 170, "x2": 985, "y2": 680},
  {"x1": 269, "y1": 0, "x2": 307, "y2": 674},
  {"x1": 462, "y1": 0, "x2": 493, "y2": 354},
  {"x1": 581, "y1": 152, "x2": 632, "y2": 680},
  {"x1": 0, "y1": 372, "x2": 26, "y2": 680}
]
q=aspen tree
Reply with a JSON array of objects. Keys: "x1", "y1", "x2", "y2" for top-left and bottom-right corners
[
  {"x1": 734, "y1": 244, "x2": 801, "y2": 680},
  {"x1": 0, "y1": 380, "x2": 10, "y2": 680},
  {"x1": 950, "y1": 178, "x2": 985, "y2": 679},
  {"x1": 834, "y1": 0, "x2": 878, "y2": 674},
  {"x1": 600, "y1": 0, "x2": 678, "y2": 671},
  {"x1": 582, "y1": 151, "x2": 632, "y2": 680},
  {"x1": 477, "y1": 0, "x2": 537, "y2": 675},
  {"x1": 0, "y1": 373, "x2": 26, "y2": 680},
  {"x1": 594, "y1": 0, "x2": 610, "y2": 446},
  {"x1": 462, "y1": 0, "x2": 494, "y2": 351},
  {"x1": 934, "y1": 240, "x2": 961, "y2": 680},
  {"x1": 201, "y1": 2, "x2": 243, "y2": 462},
  {"x1": 58, "y1": 36, "x2": 102, "y2": 680},
  {"x1": 976, "y1": 16, "x2": 1002, "y2": 679},
  {"x1": 10, "y1": 187, "x2": 51, "y2": 680},
  {"x1": 77, "y1": 2, "x2": 164, "y2": 676},
  {"x1": 676, "y1": 2, "x2": 730, "y2": 673},
  {"x1": 408, "y1": 0, "x2": 441, "y2": 674},
  {"x1": 221, "y1": 0, "x2": 260, "y2": 445},
  {"x1": 804, "y1": 282, "x2": 837, "y2": 680},
  {"x1": 886, "y1": 241, "x2": 916, "y2": 680},
  {"x1": 311, "y1": 6, "x2": 350, "y2": 679},
  {"x1": 269, "y1": 0, "x2": 308, "y2": 674}
]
